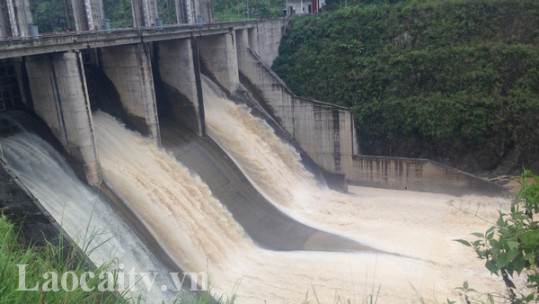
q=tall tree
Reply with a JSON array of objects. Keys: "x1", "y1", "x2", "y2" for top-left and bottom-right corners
[
  {"x1": 30, "y1": 0, "x2": 74, "y2": 33},
  {"x1": 103, "y1": 0, "x2": 134, "y2": 28}
]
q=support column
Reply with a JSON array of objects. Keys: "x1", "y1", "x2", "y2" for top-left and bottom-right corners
[
  {"x1": 25, "y1": 51, "x2": 101, "y2": 186},
  {"x1": 248, "y1": 27, "x2": 260, "y2": 55},
  {"x1": 174, "y1": 0, "x2": 193, "y2": 24},
  {"x1": 197, "y1": 31, "x2": 239, "y2": 95},
  {"x1": 132, "y1": 0, "x2": 159, "y2": 27},
  {"x1": 100, "y1": 44, "x2": 160, "y2": 142},
  {"x1": 236, "y1": 29, "x2": 250, "y2": 73},
  {"x1": 173, "y1": 0, "x2": 211, "y2": 24},
  {"x1": 71, "y1": 0, "x2": 106, "y2": 31},
  {"x1": 256, "y1": 20, "x2": 287, "y2": 66},
  {"x1": 194, "y1": 0, "x2": 212, "y2": 24},
  {"x1": 0, "y1": 2, "x2": 8, "y2": 38},
  {"x1": 0, "y1": 0, "x2": 34, "y2": 38},
  {"x1": 157, "y1": 39, "x2": 204, "y2": 136}
]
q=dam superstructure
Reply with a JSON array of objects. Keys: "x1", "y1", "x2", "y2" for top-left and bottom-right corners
[{"x1": 0, "y1": 0, "x2": 502, "y2": 195}]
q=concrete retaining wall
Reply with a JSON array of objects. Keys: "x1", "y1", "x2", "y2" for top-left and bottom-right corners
[
  {"x1": 237, "y1": 25, "x2": 504, "y2": 196},
  {"x1": 100, "y1": 43, "x2": 160, "y2": 141},
  {"x1": 256, "y1": 19, "x2": 288, "y2": 66},
  {"x1": 237, "y1": 41, "x2": 356, "y2": 175},
  {"x1": 349, "y1": 156, "x2": 506, "y2": 196},
  {"x1": 25, "y1": 51, "x2": 101, "y2": 185}
]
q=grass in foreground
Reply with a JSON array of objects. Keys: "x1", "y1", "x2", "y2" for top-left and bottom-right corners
[
  {"x1": 0, "y1": 215, "x2": 124, "y2": 303},
  {"x1": 0, "y1": 214, "x2": 236, "y2": 304}
]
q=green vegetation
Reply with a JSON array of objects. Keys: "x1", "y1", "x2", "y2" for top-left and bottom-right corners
[
  {"x1": 30, "y1": 0, "x2": 179, "y2": 32},
  {"x1": 103, "y1": 0, "x2": 134, "y2": 29},
  {"x1": 104, "y1": 0, "x2": 178, "y2": 27},
  {"x1": 0, "y1": 215, "x2": 122, "y2": 303},
  {"x1": 456, "y1": 171, "x2": 539, "y2": 303},
  {"x1": 30, "y1": 0, "x2": 74, "y2": 32},
  {"x1": 157, "y1": 0, "x2": 178, "y2": 25},
  {"x1": 0, "y1": 214, "x2": 235, "y2": 303},
  {"x1": 213, "y1": 0, "x2": 285, "y2": 21},
  {"x1": 103, "y1": 0, "x2": 177, "y2": 28},
  {"x1": 28, "y1": 0, "x2": 282, "y2": 30},
  {"x1": 273, "y1": 0, "x2": 539, "y2": 174}
]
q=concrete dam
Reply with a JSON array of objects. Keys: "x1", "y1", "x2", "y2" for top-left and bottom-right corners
[{"x1": 0, "y1": 0, "x2": 508, "y2": 302}]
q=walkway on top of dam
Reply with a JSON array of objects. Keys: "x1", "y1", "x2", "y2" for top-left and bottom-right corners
[{"x1": 0, "y1": 20, "x2": 263, "y2": 60}]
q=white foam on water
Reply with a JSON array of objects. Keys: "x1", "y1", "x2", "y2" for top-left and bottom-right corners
[
  {"x1": 0, "y1": 131, "x2": 180, "y2": 303},
  {"x1": 93, "y1": 106, "x2": 508, "y2": 303},
  {"x1": 200, "y1": 78, "x2": 511, "y2": 302}
]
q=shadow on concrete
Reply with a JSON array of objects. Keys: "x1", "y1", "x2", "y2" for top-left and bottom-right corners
[{"x1": 160, "y1": 119, "x2": 380, "y2": 253}]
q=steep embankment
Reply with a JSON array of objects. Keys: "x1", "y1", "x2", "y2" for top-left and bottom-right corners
[{"x1": 273, "y1": 0, "x2": 539, "y2": 176}]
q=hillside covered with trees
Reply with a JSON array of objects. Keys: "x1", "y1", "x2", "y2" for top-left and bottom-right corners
[{"x1": 273, "y1": 0, "x2": 539, "y2": 176}]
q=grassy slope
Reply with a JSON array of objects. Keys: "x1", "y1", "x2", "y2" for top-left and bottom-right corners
[
  {"x1": 0, "y1": 215, "x2": 228, "y2": 303},
  {"x1": 273, "y1": 0, "x2": 539, "y2": 175},
  {"x1": 0, "y1": 215, "x2": 124, "y2": 303}
]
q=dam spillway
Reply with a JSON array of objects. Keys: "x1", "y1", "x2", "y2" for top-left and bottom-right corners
[
  {"x1": 91, "y1": 81, "x2": 505, "y2": 302},
  {"x1": 0, "y1": 9, "x2": 510, "y2": 302},
  {"x1": 0, "y1": 104, "x2": 508, "y2": 303},
  {"x1": 0, "y1": 114, "x2": 182, "y2": 302}
]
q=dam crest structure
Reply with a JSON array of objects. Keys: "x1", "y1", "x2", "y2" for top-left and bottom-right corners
[{"x1": 0, "y1": 0, "x2": 503, "y2": 196}]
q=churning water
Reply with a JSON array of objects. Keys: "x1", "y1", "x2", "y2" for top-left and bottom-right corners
[
  {"x1": 200, "y1": 78, "x2": 510, "y2": 302},
  {"x1": 93, "y1": 79, "x2": 508, "y2": 302},
  {"x1": 0, "y1": 128, "x2": 180, "y2": 302}
]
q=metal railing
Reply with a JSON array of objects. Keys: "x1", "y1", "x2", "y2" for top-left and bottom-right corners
[{"x1": 0, "y1": 18, "x2": 267, "y2": 43}]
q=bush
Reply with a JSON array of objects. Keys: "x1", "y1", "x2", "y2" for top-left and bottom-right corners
[
  {"x1": 457, "y1": 171, "x2": 539, "y2": 303},
  {"x1": 273, "y1": 0, "x2": 539, "y2": 174}
]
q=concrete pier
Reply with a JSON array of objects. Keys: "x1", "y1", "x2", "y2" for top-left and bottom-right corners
[
  {"x1": 132, "y1": 0, "x2": 160, "y2": 27},
  {"x1": 194, "y1": 0, "x2": 213, "y2": 24},
  {"x1": 174, "y1": 0, "x2": 191, "y2": 24},
  {"x1": 100, "y1": 43, "x2": 160, "y2": 141},
  {"x1": 71, "y1": 0, "x2": 106, "y2": 31},
  {"x1": 0, "y1": 0, "x2": 33, "y2": 38},
  {"x1": 25, "y1": 51, "x2": 101, "y2": 185},
  {"x1": 237, "y1": 31, "x2": 356, "y2": 174},
  {"x1": 156, "y1": 38, "x2": 204, "y2": 136},
  {"x1": 248, "y1": 27, "x2": 260, "y2": 55},
  {"x1": 0, "y1": 18, "x2": 503, "y2": 196},
  {"x1": 198, "y1": 32, "x2": 240, "y2": 95}
]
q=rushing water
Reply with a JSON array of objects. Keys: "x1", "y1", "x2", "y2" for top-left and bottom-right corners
[
  {"x1": 200, "y1": 78, "x2": 510, "y2": 301},
  {"x1": 0, "y1": 128, "x2": 181, "y2": 303},
  {"x1": 94, "y1": 101, "x2": 507, "y2": 303},
  {"x1": 202, "y1": 78, "x2": 321, "y2": 209},
  {"x1": 93, "y1": 112, "x2": 253, "y2": 272},
  {"x1": 202, "y1": 78, "x2": 399, "y2": 247}
]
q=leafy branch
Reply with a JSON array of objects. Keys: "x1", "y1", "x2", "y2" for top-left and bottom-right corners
[{"x1": 456, "y1": 171, "x2": 539, "y2": 303}]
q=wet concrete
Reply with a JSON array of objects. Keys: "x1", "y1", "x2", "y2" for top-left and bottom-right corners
[{"x1": 160, "y1": 119, "x2": 378, "y2": 253}]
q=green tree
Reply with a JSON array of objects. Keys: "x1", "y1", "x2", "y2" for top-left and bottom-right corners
[
  {"x1": 273, "y1": 0, "x2": 539, "y2": 175},
  {"x1": 157, "y1": 0, "x2": 178, "y2": 25},
  {"x1": 103, "y1": 0, "x2": 134, "y2": 28},
  {"x1": 30, "y1": 0, "x2": 74, "y2": 33},
  {"x1": 457, "y1": 171, "x2": 539, "y2": 303}
]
